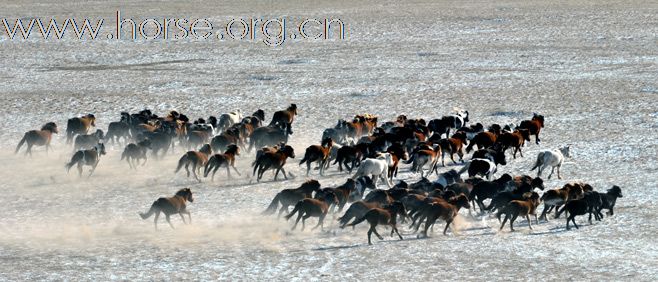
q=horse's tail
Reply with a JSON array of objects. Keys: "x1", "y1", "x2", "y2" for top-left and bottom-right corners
[
  {"x1": 120, "y1": 149, "x2": 127, "y2": 161},
  {"x1": 284, "y1": 201, "x2": 302, "y2": 221},
  {"x1": 555, "y1": 205, "x2": 568, "y2": 219},
  {"x1": 175, "y1": 153, "x2": 189, "y2": 173},
  {"x1": 337, "y1": 207, "x2": 355, "y2": 227},
  {"x1": 139, "y1": 201, "x2": 158, "y2": 219},
  {"x1": 252, "y1": 158, "x2": 261, "y2": 176},
  {"x1": 298, "y1": 154, "x2": 308, "y2": 166},
  {"x1": 15, "y1": 134, "x2": 27, "y2": 154},
  {"x1": 496, "y1": 204, "x2": 510, "y2": 221},
  {"x1": 262, "y1": 193, "x2": 281, "y2": 215},
  {"x1": 346, "y1": 213, "x2": 368, "y2": 228},
  {"x1": 530, "y1": 152, "x2": 544, "y2": 171},
  {"x1": 204, "y1": 156, "x2": 216, "y2": 177},
  {"x1": 65, "y1": 152, "x2": 82, "y2": 173}
]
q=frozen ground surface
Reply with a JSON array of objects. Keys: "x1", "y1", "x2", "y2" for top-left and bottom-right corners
[{"x1": 0, "y1": 0, "x2": 657, "y2": 280}]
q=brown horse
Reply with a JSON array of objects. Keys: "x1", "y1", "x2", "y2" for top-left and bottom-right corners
[
  {"x1": 315, "y1": 178, "x2": 358, "y2": 213},
  {"x1": 203, "y1": 144, "x2": 241, "y2": 181},
  {"x1": 518, "y1": 113, "x2": 545, "y2": 144},
  {"x1": 465, "y1": 131, "x2": 497, "y2": 153},
  {"x1": 337, "y1": 200, "x2": 383, "y2": 228},
  {"x1": 299, "y1": 137, "x2": 334, "y2": 176},
  {"x1": 413, "y1": 194, "x2": 470, "y2": 237},
  {"x1": 262, "y1": 180, "x2": 322, "y2": 217},
  {"x1": 497, "y1": 192, "x2": 541, "y2": 231},
  {"x1": 66, "y1": 114, "x2": 96, "y2": 144},
  {"x1": 269, "y1": 103, "x2": 298, "y2": 134},
  {"x1": 175, "y1": 144, "x2": 212, "y2": 182},
  {"x1": 539, "y1": 182, "x2": 585, "y2": 221},
  {"x1": 121, "y1": 139, "x2": 152, "y2": 169},
  {"x1": 285, "y1": 191, "x2": 338, "y2": 231},
  {"x1": 386, "y1": 143, "x2": 408, "y2": 181},
  {"x1": 65, "y1": 143, "x2": 106, "y2": 177},
  {"x1": 496, "y1": 129, "x2": 530, "y2": 158},
  {"x1": 139, "y1": 188, "x2": 194, "y2": 230},
  {"x1": 439, "y1": 131, "x2": 468, "y2": 166},
  {"x1": 15, "y1": 122, "x2": 58, "y2": 156},
  {"x1": 343, "y1": 201, "x2": 406, "y2": 245},
  {"x1": 407, "y1": 143, "x2": 441, "y2": 177},
  {"x1": 252, "y1": 145, "x2": 295, "y2": 182}
]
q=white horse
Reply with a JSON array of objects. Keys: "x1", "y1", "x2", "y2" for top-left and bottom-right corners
[
  {"x1": 531, "y1": 146, "x2": 571, "y2": 179},
  {"x1": 351, "y1": 153, "x2": 393, "y2": 188},
  {"x1": 217, "y1": 110, "x2": 243, "y2": 134}
]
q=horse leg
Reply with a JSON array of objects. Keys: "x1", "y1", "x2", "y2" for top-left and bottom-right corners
[
  {"x1": 154, "y1": 211, "x2": 160, "y2": 230},
  {"x1": 367, "y1": 227, "x2": 374, "y2": 245},
  {"x1": 443, "y1": 218, "x2": 453, "y2": 235},
  {"x1": 192, "y1": 164, "x2": 201, "y2": 182},
  {"x1": 232, "y1": 164, "x2": 241, "y2": 176},
  {"x1": 312, "y1": 214, "x2": 326, "y2": 231},
  {"x1": 526, "y1": 215, "x2": 533, "y2": 230},
  {"x1": 509, "y1": 214, "x2": 519, "y2": 232},
  {"x1": 547, "y1": 166, "x2": 555, "y2": 179},
  {"x1": 500, "y1": 214, "x2": 509, "y2": 231},
  {"x1": 77, "y1": 163, "x2": 83, "y2": 177},
  {"x1": 179, "y1": 213, "x2": 187, "y2": 224},
  {"x1": 301, "y1": 214, "x2": 312, "y2": 231},
  {"x1": 291, "y1": 212, "x2": 303, "y2": 230},
  {"x1": 88, "y1": 161, "x2": 98, "y2": 177},
  {"x1": 557, "y1": 164, "x2": 562, "y2": 179},
  {"x1": 393, "y1": 225, "x2": 403, "y2": 240},
  {"x1": 371, "y1": 225, "x2": 384, "y2": 240},
  {"x1": 165, "y1": 214, "x2": 175, "y2": 229},
  {"x1": 280, "y1": 167, "x2": 288, "y2": 180}
]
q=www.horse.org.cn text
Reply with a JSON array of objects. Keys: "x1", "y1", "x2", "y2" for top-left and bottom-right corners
[{"x1": 0, "y1": 11, "x2": 347, "y2": 46}]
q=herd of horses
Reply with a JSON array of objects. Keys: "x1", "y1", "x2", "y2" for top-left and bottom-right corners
[{"x1": 14, "y1": 104, "x2": 623, "y2": 244}]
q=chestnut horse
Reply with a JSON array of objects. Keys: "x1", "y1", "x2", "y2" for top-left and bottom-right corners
[
  {"x1": 299, "y1": 137, "x2": 334, "y2": 176},
  {"x1": 175, "y1": 144, "x2": 212, "y2": 182},
  {"x1": 496, "y1": 129, "x2": 530, "y2": 158},
  {"x1": 518, "y1": 113, "x2": 545, "y2": 144},
  {"x1": 285, "y1": 191, "x2": 338, "y2": 231},
  {"x1": 497, "y1": 192, "x2": 541, "y2": 231},
  {"x1": 203, "y1": 144, "x2": 241, "y2": 181},
  {"x1": 252, "y1": 145, "x2": 295, "y2": 182},
  {"x1": 439, "y1": 131, "x2": 468, "y2": 166},
  {"x1": 15, "y1": 122, "x2": 58, "y2": 156},
  {"x1": 139, "y1": 188, "x2": 194, "y2": 230}
]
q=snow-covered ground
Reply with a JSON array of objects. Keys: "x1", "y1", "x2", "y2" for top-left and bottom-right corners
[{"x1": 0, "y1": 0, "x2": 657, "y2": 280}]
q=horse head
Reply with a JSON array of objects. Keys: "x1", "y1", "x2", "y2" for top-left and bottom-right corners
[
  {"x1": 42, "y1": 122, "x2": 59, "y2": 133},
  {"x1": 560, "y1": 146, "x2": 571, "y2": 158},
  {"x1": 176, "y1": 188, "x2": 194, "y2": 203},
  {"x1": 95, "y1": 143, "x2": 106, "y2": 155}
]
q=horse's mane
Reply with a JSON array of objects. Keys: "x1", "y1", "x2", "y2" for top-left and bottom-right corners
[{"x1": 175, "y1": 188, "x2": 191, "y2": 197}]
